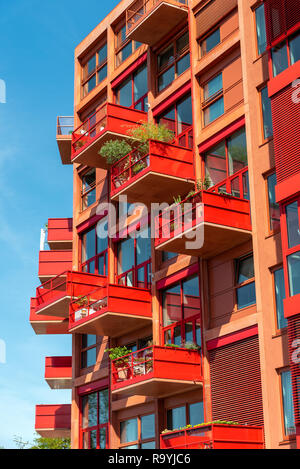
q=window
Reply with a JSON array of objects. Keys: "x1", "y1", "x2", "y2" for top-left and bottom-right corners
[
  {"x1": 120, "y1": 414, "x2": 155, "y2": 449},
  {"x1": 204, "y1": 127, "x2": 248, "y2": 186},
  {"x1": 81, "y1": 389, "x2": 109, "y2": 449},
  {"x1": 81, "y1": 335, "x2": 97, "y2": 369},
  {"x1": 255, "y1": 4, "x2": 267, "y2": 55},
  {"x1": 166, "y1": 402, "x2": 204, "y2": 430},
  {"x1": 82, "y1": 169, "x2": 96, "y2": 210},
  {"x1": 235, "y1": 255, "x2": 256, "y2": 309},
  {"x1": 283, "y1": 198, "x2": 300, "y2": 298},
  {"x1": 162, "y1": 274, "x2": 201, "y2": 347},
  {"x1": 280, "y1": 370, "x2": 296, "y2": 436},
  {"x1": 267, "y1": 172, "x2": 280, "y2": 232},
  {"x1": 260, "y1": 86, "x2": 273, "y2": 139},
  {"x1": 81, "y1": 219, "x2": 108, "y2": 276},
  {"x1": 286, "y1": 201, "x2": 300, "y2": 249},
  {"x1": 201, "y1": 28, "x2": 220, "y2": 56},
  {"x1": 115, "y1": 64, "x2": 148, "y2": 111},
  {"x1": 162, "y1": 251, "x2": 177, "y2": 262},
  {"x1": 125, "y1": 336, "x2": 153, "y2": 353},
  {"x1": 271, "y1": 30, "x2": 300, "y2": 77},
  {"x1": 158, "y1": 93, "x2": 193, "y2": 137},
  {"x1": 115, "y1": 23, "x2": 141, "y2": 67},
  {"x1": 82, "y1": 42, "x2": 107, "y2": 98},
  {"x1": 274, "y1": 268, "x2": 287, "y2": 330},
  {"x1": 202, "y1": 73, "x2": 224, "y2": 125},
  {"x1": 157, "y1": 31, "x2": 190, "y2": 93},
  {"x1": 117, "y1": 227, "x2": 151, "y2": 288}
]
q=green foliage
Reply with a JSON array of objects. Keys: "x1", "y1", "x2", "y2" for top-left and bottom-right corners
[
  {"x1": 196, "y1": 175, "x2": 212, "y2": 191},
  {"x1": 105, "y1": 346, "x2": 132, "y2": 366},
  {"x1": 173, "y1": 195, "x2": 182, "y2": 205},
  {"x1": 161, "y1": 420, "x2": 239, "y2": 434},
  {"x1": 99, "y1": 139, "x2": 132, "y2": 164},
  {"x1": 128, "y1": 122, "x2": 173, "y2": 155},
  {"x1": 183, "y1": 341, "x2": 200, "y2": 350},
  {"x1": 31, "y1": 436, "x2": 71, "y2": 450}
]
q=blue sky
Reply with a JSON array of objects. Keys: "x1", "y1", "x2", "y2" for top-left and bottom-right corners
[{"x1": 0, "y1": 0, "x2": 119, "y2": 448}]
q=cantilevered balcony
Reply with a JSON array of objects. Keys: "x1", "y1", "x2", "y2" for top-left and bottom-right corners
[
  {"x1": 71, "y1": 103, "x2": 147, "y2": 168},
  {"x1": 69, "y1": 283, "x2": 152, "y2": 337},
  {"x1": 110, "y1": 136, "x2": 194, "y2": 204},
  {"x1": 56, "y1": 116, "x2": 74, "y2": 165},
  {"x1": 45, "y1": 357, "x2": 72, "y2": 390},
  {"x1": 111, "y1": 346, "x2": 202, "y2": 397},
  {"x1": 155, "y1": 168, "x2": 252, "y2": 258},
  {"x1": 35, "y1": 271, "x2": 106, "y2": 318},
  {"x1": 160, "y1": 423, "x2": 264, "y2": 450},
  {"x1": 38, "y1": 250, "x2": 73, "y2": 283},
  {"x1": 30, "y1": 298, "x2": 68, "y2": 335},
  {"x1": 35, "y1": 404, "x2": 71, "y2": 439},
  {"x1": 47, "y1": 218, "x2": 73, "y2": 250},
  {"x1": 126, "y1": 0, "x2": 188, "y2": 46}
]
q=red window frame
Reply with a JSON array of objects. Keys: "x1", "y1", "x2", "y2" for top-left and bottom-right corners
[
  {"x1": 115, "y1": 21, "x2": 141, "y2": 67},
  {"x1": 114, "y1": 63, "x2": 148, "y2": 111},
  {"x1": 269, "y1": 28, "x2": 300, "y2": 78},
  {"x1": 157, "y1": 92, "x2": 192, "y2": 137},
  {"x1": 80, "y1": 221, "x2": 108, "y2": 276},
  {"x1": 81, "y1": 40, "x2": 107, "y2": 99},
  {"x1": 161, "y1": 273, "x2": 202, "y2": 347},
  {"x1": 281, "y1": 195, "x2": 300, "y2": 300},
  {"x1": 80, "y1": 387, "x2": 109, "y2": 449}
]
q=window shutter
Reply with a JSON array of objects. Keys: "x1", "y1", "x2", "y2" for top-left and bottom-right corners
[
  {"x1": 209, "y1": 334, "x2": 264, "y2": 425},
  {"x1": 265, "y1": 0, "x2": 300, "y2": 45},
  {"x1": 195, "y1": 0, "x2": 237, "y2": 40}
]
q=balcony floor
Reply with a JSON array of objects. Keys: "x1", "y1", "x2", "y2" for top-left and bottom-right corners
[
  {"x1": 35, "y1": 295, "x2": 71, "y2": 318},
  {"x1": 112, "y1": 376, "x2": 203, "y2": 398}
]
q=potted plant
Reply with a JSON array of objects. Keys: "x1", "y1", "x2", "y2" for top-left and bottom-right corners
[
  {"x1": 106, "y1": 346, "x2": 132, "y2": 380},
  {"x1": 99, "y1": 139, "x2": 132, "y2": 165},
  {"x1": 128, "y1": 122, "x2": 173, "y2": 156}
]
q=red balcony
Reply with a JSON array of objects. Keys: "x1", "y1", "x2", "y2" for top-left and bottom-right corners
[
  {"x1": 155, "y1": 169, "x2": 252, "y2": 258},
  {"x1": 69, "y1": 283, "x2": 152, "y2": 337},
  {"x1": 47, "y1": 218, "x2": 73, "y2": 250},
  {"x1": 45, "y1": 356, "x2": 72, "y2": 390},
  {"x1": 35, "y1": 271, "x2": 106, "y2": 318},
  {"x1": 110, "y1": 138, "x2": 194, "y2": 204},
  {"x1": 35, "y1": 404, "x2": 71, "y2": 439},
  {"x1": 30, "y1": 298, "x2": 68, "y2": 335},
  {"x1": 56, "y1": 116, "x2": 74, "y2": 165},
  {"x1": 126, "y1": 0, "x2": 188, "y2": 46},
  {"x1": 160, "y1": 423, "x2": 264, "y2": 449},
  {"x1": 111, "y1": 346, "x2": 202, "y2": 397},
  {"x1": 38, "y1": 250, "x2": 73, "y2": 283},
  {"x1": 71, "y1": 103, "x2": 147, "y2": 168}
]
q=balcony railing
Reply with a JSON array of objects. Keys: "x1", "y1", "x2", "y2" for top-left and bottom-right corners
[
  {"x1": 57, "y1": 116, "x2": 74, "y2": 136},
  {"x1": 69, "y1": 282, "x2": 152, "y2": 337},
  {"x1": 71, "y1": 103, "x2": 147, "y2": 168},
  {"x1": 110, "y1": 138, "x2": 194, "y2": 203},
  {"x1": 160, "y1": 423, "x2": 265, "y2": 449},
  {"x1": 111, "y1": 345, "x2": 202, "y2": 397},
  {"x1": 126, "y1": 0, "x2": 188, "y2": 45},
  {"x1": 155, "y1": 168, "x2": 251, "y2": 258},
  {"x1": 116, "y1": 259, "x2": 151, "y2": 289},
  {"x1": 159, "y1": 118, "x2": 193, "y2": 149}
]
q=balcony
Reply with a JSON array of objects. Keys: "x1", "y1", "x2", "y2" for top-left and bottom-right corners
[
  {"x1": 38, "y1": 250, "x2": 73, "y2": 283},
  {"x1": 47, "y1": 218, "x2": 73, "y2": 250},
  {"x1": 30, "y1": 298, "x2": 68, "y2": 335},
  {"x1": 69, "y1": 283, "x2": 152, "y2": 337},
  {"x1": 110, "y1": 137, "x2": 194, "y2": 204},
  {"x1": 35, "y1": 404, "x2": 71, "y2": 439},
  {"x1": 35, "y1": 271, "x2": 106, "y2": 318},
  {"x1": 111, "y1": 346, "x2": 202, "y2": 397},
  {"x1": 126, "y1": 0, "x2": 188, "y2": 46},
  {"x1": 155, "y1": 168, "x2": 252, "y2": 258},
  {"x1": 71, "y1": 103, "x2": 147, "y2": 168},
  {"x1": 160, "y1": 423, "x2": 264, "y2": 449},
  {"x1": 45, "y1": 356, "x2": 72, "y2": 390},
  {"x1": 56, "y1": 116, "x2": 74, "y2": 165}
]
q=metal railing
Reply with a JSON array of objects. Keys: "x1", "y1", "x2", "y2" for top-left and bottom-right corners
[
  {"x1": 207, "y1": 167, "x2": 249, "y2": 200},
  {"x1": 69, "y1": 284, "x2": 108, "y2": 326},
  {"x1": 72, "y1": 103, "x2": 108, "y2": 154},
  {"x1": 112, "y1": 346, "x2": 154, "y2": 386},
  {"x1": 117, "y1": 259, "x2": 152, "y2": 289},
  {"x1": 57, "y1": 116, "x2": 74, "y2": 136},
  {"x1": 36, "y1": 271, "x2": 69, "y2": 308},
  {"x1": 111, "y1": 149, "x2": 150, "y2": 191}
]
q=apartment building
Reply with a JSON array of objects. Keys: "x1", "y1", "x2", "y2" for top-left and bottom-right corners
[{"x1": 30, "y1": 0, "x2": 300, "y2": 449}]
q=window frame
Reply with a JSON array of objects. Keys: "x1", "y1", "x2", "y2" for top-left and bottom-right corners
[
  {"x1": 254, "y1": 2, "x2": 267, "y2": 57},
  {"x1": 281, "y1": 195, "x2": 300, "y2": 299},
  {"x1": 119, "y1": 413, "x2": 156, "y2": 449},
  {"x1": 278, "y1": 368, "x2": 296, "y2": 438},
  {"x1": 81, "y1": 39, "x2": 108, "y2": 99},
  {"x1": 265, "y1": 170, "x2": 280, "y2": 235},
  {"x1": 259, "y1": 84, "x2": 273, "y2": 142},
  {"x1": 200, "y1": 26, "x2": 221, "y2": 57},
  {"x1": 201, "y1": 72, "x2": 224, "y2": 126},
  {"x1": 81, "y1": 168, "x2": 96, "y2": 211},
  {"x1": 271, "y1": 265, "x2": 288, "y2": 333},
  {"x1": 270, "y1": 29, "x2": 300, "y2": 77},
  {"x1": 80, "y1": 387, "x2": 110, "y2": 449},
  {"x1": 114, "y1": 63, "x2": 148, "y2": 111},
  {"x1": 157, "y1": 92, "x2": 193, "y2": 137},
  {"x1": 234, "y1": 254, "x2": 256, "y2": 310},
  {"x1": 165, "y1": 401, "x2": 205, "y2": 431},
  {"x1": 156, "y1": 29, "x2": 190, "y2": 94},
  {"x1": 115, "y1": 21, "x2": 141, "y2": 67},
  {"x1": 80, "y1": 221, "x2": 108, "y2": 276}
]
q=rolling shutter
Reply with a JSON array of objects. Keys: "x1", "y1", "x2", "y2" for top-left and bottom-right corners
[
  {"x1": 195, "y1": 0, "x2": 237, "y2": 39},
  {"x1": 265, "y1": 0, "x2": 300, "y2": 46},
  {"x1": 209, "y1": 334, "x2": 264, "y2": 425}
]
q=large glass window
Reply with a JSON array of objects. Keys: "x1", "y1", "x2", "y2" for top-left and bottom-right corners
[
  {"x1": 162, "y1": 274, "x2": 201, "y2": 347},
  {"x1": 290, "y1": 30, "x2": 300, "y2": 65},
  {"x1": 158, "y1": 93, "x2": 193, "y2": 137},
  {"x1": 288, "y1": 252, "x2": 300, "y2": 297},
  {"x1": 267, "y1": 173, "x2": 280, "y2": 232},
  {"x1": 81, "y1": 389, "x2": 109, "y2": 449},
  {"x1": 235, "y1": 255, "x2": 256, "y2": 309},
  {"x1": 274, "y1": 268, "x2": 287, "y2": 330},
  {"x1": 81, "y1": 219, "x2": 108, "y2": 276},
  {"x1": 261, "y1": 86, "x2": 273, "y2": 139},
  {"x1": 286, "y1": 201, "x2": 300, "y2": 249},
  {"x1": 115, "y1": 23, "x2": 141, "y2": 67},
  {"x1": 120, "y1": 414, "x2": 155, "y2": 449},
  {"x1": 81, "y1": 334, "x2": 97, "y2": 369},
  {"x1": 166, "y1": 402, "x2": 204, "y2": 431},
  {"x1": 203, "y1": 73, "x2": 224, "y2": 126},
  {"x1": 255, "y1": 4, "x2": 267, "y2": 55},
  {"x1": 271, "y1": 30, "x2": 300, "y2": 77},
  {"x1": 82, "y1": 169, "x2": 96, "y2": 210},
  {"x1": 204, "y1": 127, "x2": 248, "y2": 186},
  {"x1": 117, "y1": 227, "x2": 151, "y2": 288},
  {"x1": 116, "y1": 64, "x2": 148, "y2": 111},
  {"x1": 280, "y1": 370, "x2": 296, "y2": 436},
  {"x1": 201, "y1": 28, "x2": 220, "y2": 56},
  {"x1": 157, "y1": 31, "x2": 190, "y2": 93},
  {"x1": 82, "y1": 42, "x2": 107, "y2": 98}
]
